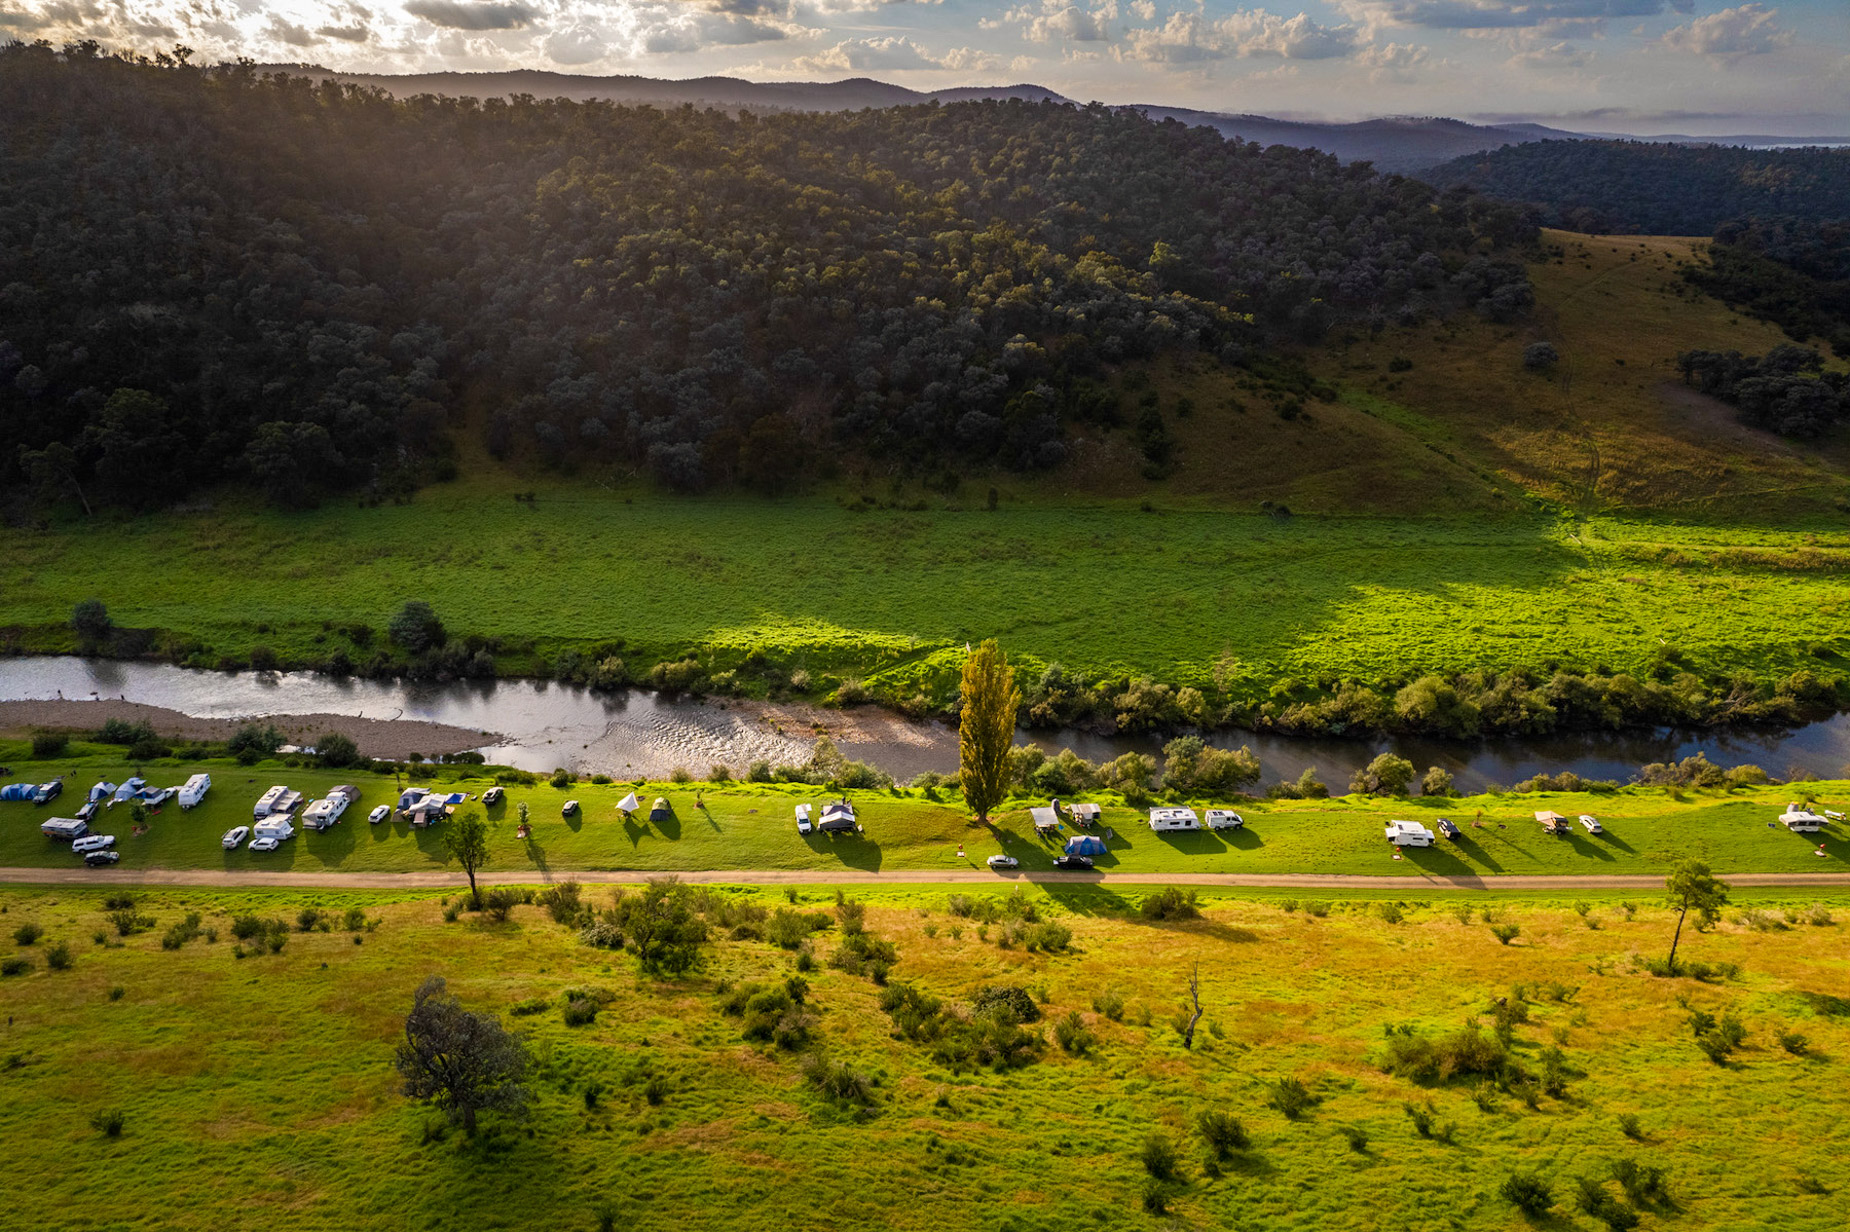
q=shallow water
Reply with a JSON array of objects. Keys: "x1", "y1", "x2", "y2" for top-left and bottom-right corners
[{"x1": 3, "y1": 656, "x2": 1847, "y2": 790}]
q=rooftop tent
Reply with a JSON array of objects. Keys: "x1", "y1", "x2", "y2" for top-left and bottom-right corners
[
  {"x1": 617, "y1": 792, "x2": 641, "y2": 813},
  {"x1": 819, "y1": 801, "x2": 858, "y2": 833},
  {"x1": 1065, "y1": 834, "x2": 1106, "y2": 857},
  {"x1": 1030, "y1": 807, "x2": 1062, "y2": 832},
  {"x1": 649, "y1": 797, "x2": 672, "y2": 823}
]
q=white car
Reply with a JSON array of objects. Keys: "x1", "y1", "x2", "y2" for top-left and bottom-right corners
[
  {"x1": 72, "y1": 834, "x2": 116, "y2": 854},
  {"x1": 368, "y1": 804, "x2": 391, "y2": 825},
  {"x1": 222, "y1": 825, "x2": 250, "y2": 850},
  {"x1": 986, "y1": 854, "x2": 1020, "y2": 870},
  {"x1": 249, "y1": 835, "x2": 282, "y2": 853},
  {"x1": 1578, "y1": 814, "x2": 1603, "y2": 835},
  {"x1": 795, "y1": 803, "x2": 813, "y2": 835}
]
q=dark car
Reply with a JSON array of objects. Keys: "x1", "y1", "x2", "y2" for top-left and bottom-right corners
[
  {"x1": 1436, "y1": 818, "x2": 1461, "y2": 841},
  {"x1": 34, "y1": 780, "x2": 63, "y2": 805},
  {"x1": 84, "y1": 849, "x2": 121, "y2": 866},
  {"x1": 1053, "y1": 855, "x2": 1095, "y2": 871}
]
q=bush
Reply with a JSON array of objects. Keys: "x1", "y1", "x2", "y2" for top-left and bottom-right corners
[
  {"x1": 1776, "y1": 1029, "x2": 1809, "y2": 1055},
  {"x1": 1610, "y1": 1158, "x2": 1668, "y2": 1207},
  {"x1": 1092, "y1": 988, "x2": 1126, "y2": 1021},
  {"x1": 481, "y1": 887, "x2": 530, "y2": 923},
  {"x1": 108, "y1": 909, "x2": 154, "y2": 937},
  {"x1": 30, "y1": 733, "x2": 68, "y2": 758},
  {"x1": 1053, "y1": 1010, "x2": 1096, "y2": 1055},
  {"x1": 1490, "y1": 923, "x2": 1521, "y2": 945},
  {"x1": 71, "y1": 598, "x2": 112, "y2": 645},
  {"x1": 578, "y1": 919, "x2": 624, "y2": 949},
  {"x1": 562, "y1": 996, "x2": 601, "y2": 1027},
  {"x1": 1340, "y1": 1124, "x2": 1369, "y2": 1152},
  {"x1": 1027, "y1": 921, "x2": 1072, "y2": 952},
  {"x1": 1140, "y1": 1132, "x2": 1178, "y2": 1179},
  {"x1": 1501, "y1": 1171, "x2": 1554, "y2": 1218},
  {"x1": 801, "y1": 1054, "x2": 874, "y2": 1106},
  {"x1": 1575, "y1": 1177, "x2": 1638, "y2": 1231},
  {"x1": 343, "y1": 906, "x2": 368, "y2": 932},
  {"x1": 1139, "y1": 887, "x2": 1201, "y2": 921},
  {"x1": 1350, "y1": 752, "x2": 1415, "y2": 796},
  {"x1": 160, "y1": 913, "x2": 204, "y2": 950},
  {"x1": 0, "y1": 956, "x2": 30, "y2": 977},
  {"x1": 389, "y1": 600, "x2": 445, "y2": 654},
  {"x1": 970, "y1": 985, "x2": 1039, "y2": 1023},
  {"x1": 1523, "y1": 341, "x2": 1560, "y2": 370},
  {"x1": 1421, "y1": 765, "x2": 1456, "y2": 797},
  {"x1": 317, "y1": 732, "x2": 360, "y2": 768},
  {"x1": 1404, "y1": 1100, "x2": 1436, "y2": 1137},
  {"x1": 45, "y1": 942, "x2": 72, "y2": 970},
  {"x1": 90, "y1": 1108, "x2": 125, "y2": 1138},
  {"x1": 1196, "y1": 1109, "x2": 1249, "y2": 1156},
  {"x1": 1267, "y1": 1077, "x2": 1318, "y2": 1120},
  {"x1": 12, "y1": 922, "x2": 42, "y2": 946}
]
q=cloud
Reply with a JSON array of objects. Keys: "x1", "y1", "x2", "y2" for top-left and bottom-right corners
[
  {"x1": 1012, "y1": 1, "x2": 1116, "y2": 44},
  {"x1": 1661, "y1": 4, "x2": 1789, "y2": 58},
  {"x1": 1506, "y1": 38, "x2": 1591, "y2": 69},
  {"x1": 1119, "y1": 9, "x2": 1362, "y2": 63},
  {"x1": 544, "y1": 23, "x2": 605, "y2": 63},
  {"x1": 317, "y1": 25, "x2": 373, "y2": 42},
  {"x1": 264, "y1": 15, "x2": 319, "y2": 46},
  {"x1": 796, "y1": 35, "x2": 947, "y2": 71},
  {"x1": 403, "y1": 1, "x2": 539, "y2": 31},
  {"x1": 1338, "y1": 0, "x2": 1689, "y2": 33}
]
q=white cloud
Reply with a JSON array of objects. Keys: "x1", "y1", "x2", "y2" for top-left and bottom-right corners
[
  {"x1": 940, "y1": 46, "x2": 1002, "y2": 71},
  {"x1": 1661, "y1": 4, "x2": 1789, "y2": 59},
  {"x1": 1338, "y1": 0, "x2": 1689, "y2": 34},
  {"x1": 796, "y1": 35, "x2": 946, "y2": 71},
  {"x1": 404, "y1": 1, "x2": 539, "y2": 31},
  {"x1": 1011, "y1": 0, "x2": 1117, "y2": 44},
  {"x1": 1118, "y1": 9, "x2": 1361, "y2": 63},
  {"x1": 543, "y1": 22, "x2": 605, "y2": 62},
  {"x1": 1506, "y1": 38, "x2": 1590, "y2": 69}
]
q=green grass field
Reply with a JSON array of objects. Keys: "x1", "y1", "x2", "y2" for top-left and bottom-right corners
[
  {"x1": 1, "y1": 879, "x2": 1846, "y2": 1230},
  {"x1": 4, "y1": 751, "x2": 1846, "y2": 879}
]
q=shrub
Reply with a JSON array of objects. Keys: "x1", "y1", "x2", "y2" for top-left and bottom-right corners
[
  {"x1": 1404, "y1": 1100, "x2": 1435, "y2": 1137},
  {"x1": 1053, "y1": 1010, "x2": 1096, "y2": 1055},
  {"x1": 90, "y1": 1109, "x2": 126, "y2": 1138},
  {"x1": 548, "y1": 768, "x2": 572, "y2": 789},
  {"x1": 160, "y1": 913, "x2": 204, "y2": 950},
  {"x1": 971, "y1": 985, "x2": 1039, "y2": 1023},
  {"x1": 562, "y1": 994, "x2": 603, "y2": 1027},
  {"x1": 296, "y1": 908, "x2": 325, "y2": 933},
  {"x1": 1617, "y1": 1113, "x2": 1644, "y2": 1140},
  {"x1": 343, "y1": 907, "x2": 368, "y2": 932},
  {"x1": 30, "y1": 733, "x2": 68, "y2": 758},
  {"x1": 108, "y1": 909, "x2": 154, "y2": 937},
  {"x1": 801, "y1": 1054, "x2": 874, "y2": 1106},
  {"x1": 1027, "y1": 921, "x2": 1072, "y2": 953},
  {"x1": 1267, "y1": 1077, "x2": 1318, "y2": 1120},
  {"x1": 12, "y1": 922, "x2": 42, "y2": 946},
  {"x1": 101, "y1": 893, "x2": 136, "y2": 911},
  {"x1": 0, "y1": 956, "x2": 30, "y2": 977},
  {"x1": 1140, "y1": 1132, "x2": 1178, "y2": 1180},
  {"x1": 45, "y1": 942, "x2": 72, "y2": 970},
  {"x1": 1092, "y1": 988, "x2": 1126, "y2": 1021},
  {"x1": 1490, "y1": 923, "x2": 1521, "y2": 945},
  {"x1": 1139, "y1": 887, "x2": 1201, "y2": 921},
  {"x1": 481, "y1": 887, "x2": 529, "y2": 923},
  {"x1": 1610, "y1": 1158, "x2": 1668, "y2": 1207},
  {"x1": 1777, "y1": 1029, "x2": 1809, "y2": 1056},
  {"x1": 389, "y1": 600, "x2": 445, "y2": 654},
  {"x1": 537, "y1": 880, "x2": 584, "y2": 925},
  {"x1": 1141, "y1": 1180, "x2": 1170, "y2": 1216},
  {"x1": 316, "y1": 732, "x2": 360, "y2": 768},
  {"x1": 1340, "y1": 1124, "x2": 1369, "y2": 1152},
  {"x1": 1196, "y1": 1109, "x2": 1249, "y2": 1156},
  {"x1": 508, "y1": 997, "x2": 548, "y2": 1016},
  {"x1": 1523, "y1": 341, "x2": 1560, "y2": 370},
  {"x1": 1421, "y1": 765, "x2": 1455, "y2": 797},
  {"x1": 578, "y1": 919, "x2": 625, "y2": 949},
  {"x1": 1575, "y1": 1177, "x2": 1639, "y2": 1231},
  {"x1": 1501, "y1": 1171, "x2": 1554, "y2": 1218}
]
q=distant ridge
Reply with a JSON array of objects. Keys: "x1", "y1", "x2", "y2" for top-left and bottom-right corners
[{"x1": 1123, "y1": 107, "x2": 1586, "y2": 174}]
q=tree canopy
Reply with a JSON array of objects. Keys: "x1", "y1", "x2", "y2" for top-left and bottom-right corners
[{"x1": 393, "y1": 975, "x2": 529, "y2": 1134}]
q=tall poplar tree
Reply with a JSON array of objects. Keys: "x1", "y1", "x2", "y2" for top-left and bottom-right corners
[{"x1": 958, "y1": 640, "x2": 1019, "y2": 824}]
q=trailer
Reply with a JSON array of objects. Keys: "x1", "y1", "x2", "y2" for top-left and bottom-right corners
[
  {"x1": 1148, "y1": 807, "x2": 1200, "y2": 832},
  {"x1": 41, "y1": 817, "x2": 89, "y2": 842},
  {"x1": 177, "y1": 774, "x2": 211, "y2": 809},
  {"x1": 1386, "y1": 819, "x2": 1436, "y2": 847}
]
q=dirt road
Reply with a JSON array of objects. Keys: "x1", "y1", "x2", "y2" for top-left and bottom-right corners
[{"x1": 2, "y1": 866, "x2": 1847, "y2": 892}]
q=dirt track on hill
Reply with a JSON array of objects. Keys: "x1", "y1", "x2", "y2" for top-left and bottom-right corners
[{"x1": 2, "y1": 867, "x2": 1847, "y2": 892}]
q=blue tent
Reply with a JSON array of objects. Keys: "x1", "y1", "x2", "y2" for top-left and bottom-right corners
[{"x1": 1064, "y1": 834, "x2": 1106, "y2": 857}]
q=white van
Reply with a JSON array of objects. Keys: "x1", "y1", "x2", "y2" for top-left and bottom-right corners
[
  {"x1": 252, "y1": 816, "x2": 296, "y2": 842},
  {"x1": 1385, "y1": 820, "x2": 1435, "y2": 847},
  {"x1": 178, "y1": 774, "x2": 211, "y2": 809},
  {"x1": 1204, "y1": 809, "x2": 1245, "y2": 830},
  {"x1": 42, "y1": 817, "x2": 89, "y2": 842},
  {"x1": 1148, "y1": 807, "x2": 1201, "y2": 832}
]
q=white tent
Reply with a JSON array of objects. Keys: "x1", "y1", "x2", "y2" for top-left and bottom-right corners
[{"x1": 617, "y1": 792, "x2": 640, "y2": 813}]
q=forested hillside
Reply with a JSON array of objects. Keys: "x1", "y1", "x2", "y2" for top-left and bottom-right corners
[
  {"x1": 1425, "y1": 140, "x2": 1850, "y2": 235},
  {"x1": 1686, "y1": 218, "x2": 1850, "y2": 357},
  {"x1": 0, "y1": 41, "x2": 1534, "y2": 513}
]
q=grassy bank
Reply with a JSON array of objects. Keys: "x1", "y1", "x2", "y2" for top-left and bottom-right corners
[
  {"x1": 1, "y1": 881, "x2": 1846, "y2": 1230},
  {"x1": 3, "y1": 750, "x2": 1845, "y2": 879}
]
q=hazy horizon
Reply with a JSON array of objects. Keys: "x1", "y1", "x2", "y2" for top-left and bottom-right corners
[{"x1": 2, "y1": 1, "x2": 1845, "y2": 137}]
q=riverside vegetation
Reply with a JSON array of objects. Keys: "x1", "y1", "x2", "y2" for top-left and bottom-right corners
[{"x1": 0, "y1": 880, "x2": 1845, "y2": 1230}]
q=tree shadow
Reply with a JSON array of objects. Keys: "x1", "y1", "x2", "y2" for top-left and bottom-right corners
[
  {"x1": 1445, "y1": 835, "x2": 1504, "y2": 872},
  {"x1": 412, "y1": 826, "x2": 453, "y2": 865},
  {"x1": 302, "y1": 820, "x2": 356, "y2": 867},
  {"x1": 1036, "y1": 882, "x2": 1138, "y2": 916},
  {"x1": 1563, "y1": 832, "x2": 1616, "y2": 862}
]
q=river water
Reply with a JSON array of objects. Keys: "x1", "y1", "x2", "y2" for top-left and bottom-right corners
[{"x1": 3, "y1": 656, "x2": 1847, "y2": 790}]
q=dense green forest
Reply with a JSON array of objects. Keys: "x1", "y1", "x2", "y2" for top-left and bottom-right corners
[
  {"x1": 1685, "y1": 218, "x2": 1850, "y2": 358},
  {"x1": 0, "y1": 41, "x2": 1536, "y2": 513},
  {"x1": 1425, "y1": 139, "x2": 1850, "y2": 236}
]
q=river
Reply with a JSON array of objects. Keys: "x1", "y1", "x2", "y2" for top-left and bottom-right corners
[{"x1": 3, "y1": 656, "x2": 1846, "y2": 790}]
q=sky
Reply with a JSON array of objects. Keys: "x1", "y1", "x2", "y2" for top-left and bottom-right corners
[{"x1": 2, "y1": 1, "x2": 1846, "y2": 134}]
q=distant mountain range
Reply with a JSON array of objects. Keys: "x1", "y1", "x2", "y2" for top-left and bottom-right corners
[{"x1": 261, "y1": 65, "x2": 1846, "y2": 176}]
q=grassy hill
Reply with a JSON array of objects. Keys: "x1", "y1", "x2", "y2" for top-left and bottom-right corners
[{"x1": 1, "y1": 879, "x2": 1846, "y2": 1230}]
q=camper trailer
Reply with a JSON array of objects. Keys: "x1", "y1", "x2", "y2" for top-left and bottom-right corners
[
  {"x1": 254, "y1": 785, "x2": 288, "y2": 818},
  {"x1": 41, "y1": 817, "x2": 89, "y2": 842},
  {"x1": 1385, "y1": 820, "x2": 1436, "y2": 847},
  {"x1": 818, "y1": 801, "x2": 859, "y2": 833},
  {"x1": 1535, "y1": 811, "x2": 1571, "y2": 837},
  {"x1": 301, "y1": 792, "x2": 353, "y2": 830},
  {"x1": 1148, "y1": 807, "x2": 1201, "y2": 832},
  {"x1": 1204, "y1": 810, "x2": 1245, "y2": 830},
  {"x1": 177, "y1": 774, "x2": 211, "y2": 809},
  {"x1": 1780, "y1": 803, "x2": 1828, "y2": 833},
  {"x1": 252, "y1": 817, "x2": 296, "y2": 842},
  {"x1": 1068, "y1": 802, "x2": 1102, "y2": 828}
]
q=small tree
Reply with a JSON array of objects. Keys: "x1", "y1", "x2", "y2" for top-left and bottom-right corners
[
  {"x1": 389, "y1": 600, "x2": 446, "y2": 655},
  {"x1": 1421, "y1": 765, "x2": 1456, "y2": 797},
  {"x1": 1523, "y1": 341, "x2": 1560, "y2": 371},
  {"x1": 958, "y1": 640, "x2": 1020, "y2": 824},
  {"x1": 317, "y1": 732, "x2": 360, "y2": 768},
  {"x1": 1350, "y1": 753, "x2": 1415, "y2": 796},
  {"x1": 71, "y1": 598, "x2": 112, "y2": 647},
  {"x1": 1664, "y1": 860, "x2": 1730, "y2": 972},
  {"x1": 443, "y1": 810, "x2": 490, "y2": 909},
  {"x1": 1177, "y1": 961, "x2": 1204, "y2": 1049},
  {"x1": 616, "y1": 876, "x2": 709, "y2": 976},
  {"x1": 393, "y1": 976, "x2": 529, "y2": 1135}
]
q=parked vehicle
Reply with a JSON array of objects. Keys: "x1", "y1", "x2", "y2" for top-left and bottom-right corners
[
  {"x1": 986, "y1": 854, "x2": 1020, "y2": 870},
  {"x1": 1385, "y1": 820, "x2": 1436, "y2": 847},
  {"x1": 222, "y1": 826, "x2": 250, "y2": 850},
  {"x1": 1053, "y1": 854, "x2": 1095, "y2": 870},
  {"x1": 33, "y1": 780, "x2": 63, "y2": 805},
  {"x1": 72, "y1": 834, "x2": 116, "y2": 854},
  {"x1": 1578, "y1": 814, "x2": 1604, "y2": 835},
  {"x1": 177, "y1": 774, "x2": 211, "y2": 809},
  {"x1": 84, "y1": 850, "x2": 121, "y2": 866},
  {"x1": 301, "y1": 791, "x2": 353, "y2": 830},
  {"x1": 252, "y1": 817, "x2": 296, "y2": 842},
  {"x1": 1436, "y1": 818, "x2": 1461, "y2": 840},
  {"x1": 75, "y1": 800, "x2": 100, "y2": 822},
  {"x1": 41, "y1": 817, "x2": 88, "y2": 841},
  {"x1": 1204, "y1": 809, "x2": 1244, "y2": 830},
  {"x1": 1148, "y1": 807, "x2": 1200, "y2": 832},
  {"x1": 248, "y1": 836, "x2": 281, "y2": 853},
  {"x1": 368, "y1": 805, "x2": 390, "y2": 825},
  {"x1": 482, "y1": 786, "x2": 504, "y2": 806},
  {"x1": 795, "y1": 803, "x2": 812, "y2": 835},
  {"x1": 562, "y1": 800, "x2": 580, "y2": 816},
  {"x1": 1779, "y1": 803, "x2": 1828, "y2": 833}
]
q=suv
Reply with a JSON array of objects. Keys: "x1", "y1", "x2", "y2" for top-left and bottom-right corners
[
  {"x1": 73, "y1": 834, "x2": 116, "y2": 854},
  {"x1": 1053, "y1": 854, "x2": 1095, "y2": 871},
  {"x1": 34, "y1": 780, "x2": 63, "y2": 805},
  {"x1": 482, "y1": 787, "x2": 505, "y2": 806},
  {"x1": 84, "y1": 849, "x2": 121, "y2": 866}
]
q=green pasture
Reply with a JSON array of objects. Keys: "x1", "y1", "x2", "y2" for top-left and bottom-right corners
[
  {"x1": 3, "y1": 752, "x2": 1846, "y2": 878},
  {"x1": 5, "y1": 482, "x2": 1850, "y2": 705},
  {"x1": 1, "y1": 882, "x2": 1846, "y2": 1231}
]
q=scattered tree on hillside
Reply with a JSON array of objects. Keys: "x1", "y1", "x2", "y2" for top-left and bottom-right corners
[
  {"x1": 393, "y1": 975, "x2": 529, "y2": 1135},
  {"x1": 443, "y1": 810, "x2": 489, "y2": 909},
  {"x1": 958, "y1": 640, "x2": 1020, "y2": 824},
  {"x1": 1664, "y1": 861, "x2": 1730, "y2": 972},
  {"x1": 70, "y1": 598, "x2": 111, "y2": 647},
  {"x1": 389, "y1": 601, "x2": 446, "y2": 655},
  {"x1": 614, "y1": 876, "x2": 709, "y2": 976},
  {"x1": 1350, "y1": 753, "x2": 1416, "y2": 796}
]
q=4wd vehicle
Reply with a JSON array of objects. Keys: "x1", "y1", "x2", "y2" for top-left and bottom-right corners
[
  {"x1": 1053, "y1": 854, "x2": 1094, "y2": 871},
  {"x1": 83, "y1": 849, "x2": 120, "y2": 866}
]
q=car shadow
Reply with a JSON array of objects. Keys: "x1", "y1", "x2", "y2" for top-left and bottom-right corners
[
  {"x1": 1153, "y1": 830, "x2": 1228, "y2": 855},
  {"x1": 1564, "y1": 832, "x2": 1615, "y2": 862},
  {"x1": 1222, "y1": 826, "x2": 1263, "y2": 851},
  {"x1": 563, "y1": 809, "x2": 583, "y2": 833},
  {"x1": 1446, "y1": 835, "x2": 1504, "y2": 873}
]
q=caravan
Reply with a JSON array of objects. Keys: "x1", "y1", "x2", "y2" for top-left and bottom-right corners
[
  {"x1": 301, "y1": 786, "x2": 359, "y2": 831},
  {"x1": 1779, "y1": 803, "x2": 1827, "y2": 833},
  {"x1": 1385, "y1": 820, "x2": 1436, "y2": 847},
  {"x1": 252, "y1": 816, "x2": 296, "y2": 842},
  {"x1": 1148, "y1": 807, "x2": 1200, "y2": 832},
  {"x1": 41, "y1": 817, "x2": 89, "y2": 842},
  {"x1": 177, "y1": 774, "x2": 211, "y2": 809}
]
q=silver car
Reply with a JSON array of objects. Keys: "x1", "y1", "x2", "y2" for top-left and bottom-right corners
[{"x1": 72, "y1": 834, "x2": 116, "y2": 854}]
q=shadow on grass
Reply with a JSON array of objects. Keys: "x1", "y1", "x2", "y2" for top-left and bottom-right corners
[
  {"x1": 653, "y1": 809, "x2": 682, "y2": 841},
  {"x1": 821, "y1": 833, "x2": 883, "y2": 871},
  {"x1": 302, "y1": 820, "x2": 356, "y2": 867},
  {"x1": 1153, "y1": 831, "x2": 1229, "y2": 855},
  {"x1": 1445, "y1": 835, "x2": 1505, "y2": 872},
  {"x1": 1563, "y1": 832, "x2": 1616, "y2": 862},
  {"x1": 1037, "y1": 882, "x2": 1138, "y2": 916}
]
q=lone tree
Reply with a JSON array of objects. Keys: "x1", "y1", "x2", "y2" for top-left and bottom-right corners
[
  {"x1": 1664, "y1": 860, "x2": 1730, "y2": 972},
  {"x1": 388, "y1": 600, "x2": 446, "y2": 655},
  {"x1": 393, "y1": 976, "x2": 529, "y2": 1135},
  {"x1": 443, "y1": 810, "x2": 490, "y2": 909},
  {"x1": 615, "y1": 876, "x2": 709, "y2": 976},
  {"x1": 316, "y1": 732, "x2": 360, "y2": 768},
  {"x1": 70, "y1": 598, "x2": 112, "y2": 647},
  {"x1": 958, "y1": 639, "x2": 1019, "y2": 824},
  {"x1": 1350, "y1": 752, "x2": 1415, "y2": 797}
]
